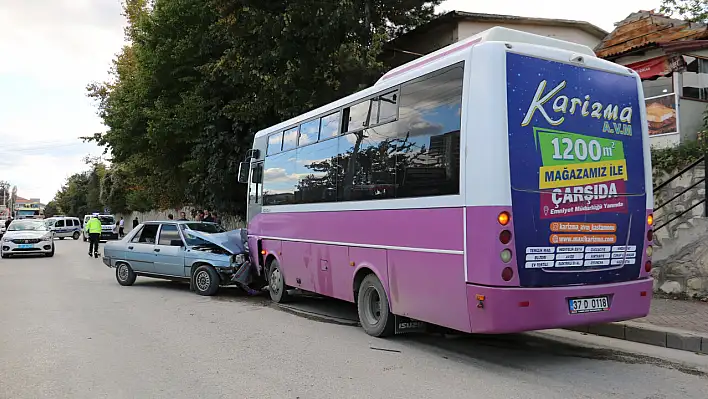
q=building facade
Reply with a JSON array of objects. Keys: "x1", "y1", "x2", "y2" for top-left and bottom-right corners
[
  {"x1": 381, "y1": 11, "x2": 607, "y2": 69},
  {"x1": 596, "y1": 11, "x2": 708, "y2": 148}
]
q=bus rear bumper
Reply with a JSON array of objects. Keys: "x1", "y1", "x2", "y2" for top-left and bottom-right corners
[{"x1": 466, "y1": 278, "x2": 653, "y2": 334}]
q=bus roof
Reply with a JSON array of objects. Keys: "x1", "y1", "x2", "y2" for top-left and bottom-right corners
[{"x1": 254, "y1": 26, "x2": 595, "y2": 140}]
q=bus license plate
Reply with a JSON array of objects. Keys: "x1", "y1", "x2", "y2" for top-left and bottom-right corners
[
  {"x1": 18, "y1": 244, "x2": 33, "y2": 249},
  {"x1": 569, "y1": 296, "x2": 609, "y2": 314}
]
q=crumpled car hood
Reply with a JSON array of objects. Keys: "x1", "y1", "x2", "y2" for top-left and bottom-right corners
[{"x1": 182, "y1": 228, "x2": 247, "y2": 254}]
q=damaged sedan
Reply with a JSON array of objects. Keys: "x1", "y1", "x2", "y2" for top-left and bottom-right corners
[{"x1": 102, "y1": 221, "x2": 262, "y2": 296}]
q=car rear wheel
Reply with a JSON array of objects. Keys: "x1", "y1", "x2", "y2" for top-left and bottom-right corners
[
  {"x1": 116, "y1": 263, "x2": 137, "y2": 286},
  {"x1": 193, "y1": 265, "x2": 220, "y2": 296}
]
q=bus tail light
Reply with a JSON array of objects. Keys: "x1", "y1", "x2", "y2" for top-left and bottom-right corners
[
  {"x1": 645, "y1": 261, "x2": 652, "y2": 273},
  {"x1": 500, "y1": 249, "x2": 512, "y2": 263},
  {"x1": 647, "y1": 214, "x2": 653, "y2": 226},
  {"x1": 501, "y1": 267, "x2": 514, "y2": 281},
  {"x1": 499, "y1": 230, "x2": 512, "y2": 244},
  {"x1": 646, "y1": 246, "x2": 653, "y2": 258},
  {"x1": 498, "y1": 211, "x2": 510, "y2": 226},
  {"x1": 646, "y1": 229, "x2": 653, "y2": 242}
]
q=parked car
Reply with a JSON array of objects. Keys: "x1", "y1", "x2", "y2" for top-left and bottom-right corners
[
  {"x1": 102, "y1": 221, "x2": 257, "y2": 296},
  {"x1": 82, "y1": 214, "x2": 118, "y2": 241},
  {"x1": 45, "y1": 216, "x2": 82, "y2": 240},
  {"x1": 1, "y1": 219, "x2": 55, "y2": 258}
]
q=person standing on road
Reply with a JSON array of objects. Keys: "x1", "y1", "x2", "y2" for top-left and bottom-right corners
[
  {"x1": 177, "y1": 212, "x2": 188, "y2": 221},
  {"x1": 4, "y1": 217, "x2": 12, "y2": 229},
  {"x1": 85, "y1": 213, "x2": 102, "y2": 258},
  {"x1": 202, "y1": 210, "x2": 214, "y2": 223},
  {"x1": 167, "y1": 214, "x2": 174, "y2": 220},
  {"x1": 132, "y1": 217, "x2": 139, "y2": 229},
  {"x1": 118, "y1": 217, "x2": 125, "y2": 238}
]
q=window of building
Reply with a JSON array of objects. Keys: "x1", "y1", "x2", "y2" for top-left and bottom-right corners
[
  {"x1": 267, "y1": 132, "x2": 283, "y2": 155},
  {"x1": 682, "y1": 56, "x2": 708, "y2": 100},
  {"x1": 299, "y1": 119, "x2": 320, "y2": 146},
  {"x1": 293, "y1": 138, "x2": 340, "y2": 204},
  {"x1": 320, "y1": 112, "x2": 340, "y2": 139},
  {"x1": 262, "y1": 151, "x2": 298, "y2": 205},
  {"x1": 282, "y1": 127, "x2": 299, "y2": 152},
  {"x1": 394, "y1": 63, "x2": 463, "y2": 198},
  {"x1": 642, "y1": 76, "x2": 673, "y2": 98},
  {"x1": 158, "y1": 224, "x2": 182, "y2": 246}
]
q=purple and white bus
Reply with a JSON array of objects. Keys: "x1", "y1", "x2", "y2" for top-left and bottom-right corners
[{"x1": 238, "y1": 27, "x2": 654, "y2": 337}]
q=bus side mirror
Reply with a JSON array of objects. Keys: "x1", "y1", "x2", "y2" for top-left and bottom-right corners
[
  {"x1": 237, "y1": 162, "x2": 250, "y2": 184},
  {"x1": 251, "y1": 164, "x2": 263, "y2": 184}
]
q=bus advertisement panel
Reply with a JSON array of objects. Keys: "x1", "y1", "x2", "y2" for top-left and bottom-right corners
[{"x1": 506, "y1": 52, "x2": 649, "y2": 291}]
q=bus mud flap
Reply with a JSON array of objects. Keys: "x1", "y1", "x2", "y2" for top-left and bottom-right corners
[{"x1": 394, "y1": 316, "x2": 426, "y2": 334}]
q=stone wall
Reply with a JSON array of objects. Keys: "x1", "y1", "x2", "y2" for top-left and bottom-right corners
[
  {"x1": 653, "y1": 163, "x2": 708, "y2": 297},
  {"x1": 115, "y1": 207, "x2": 245, "y2": 234}
]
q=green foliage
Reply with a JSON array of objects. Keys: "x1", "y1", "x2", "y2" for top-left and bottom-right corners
[
  {"x1": 43, "y1": 201, "x2": 60, "y2": 218},
  {"x1": 652, "y1": 137, "x2": 708, "y2": 182},
  {"x1": 660, "y1": 0, "x2": 708, "y2": 22},
  {"x1": 84, "y1": 0, "x2": 441, "y2": 216}
]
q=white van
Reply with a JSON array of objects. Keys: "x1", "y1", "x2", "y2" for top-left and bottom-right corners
[
  {"x1": 82, "y1": 214, "x2": 118, "y2": 241},
  {"x1": 45, "y1": 217, "x2": 82, "y2": 240}
]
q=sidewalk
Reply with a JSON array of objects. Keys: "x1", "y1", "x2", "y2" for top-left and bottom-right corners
[
  {"x1": 636, "y1": 297, "x2": 708, "y2": 334},
  {"x1": 570, "y1": 297, "x2": 708, "y2": 354}
]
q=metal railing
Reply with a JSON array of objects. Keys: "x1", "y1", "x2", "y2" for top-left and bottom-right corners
[{"x1": 653, "y1": 155, "x2": 707, "y2": 232}]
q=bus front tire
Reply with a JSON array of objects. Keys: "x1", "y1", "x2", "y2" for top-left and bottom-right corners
[
  {"x1": 268, "y1": 259, "x2": 291, "y2": 303},
  {"x1": 357, "y1": 274, "x2": 395, "y2": 338}
]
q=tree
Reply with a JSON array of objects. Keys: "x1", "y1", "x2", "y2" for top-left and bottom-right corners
[
  {"x1": 53, "y1": 162, "x2": 107, "y2": 217},
  {"x1": 661, "y1": 0, "x2": 708, "y2": 22},
  {"x1": 86, "y1": 0, "x2": 442, "y2": 216},
  {"x1": 43, "y1": 201, "x2": 60, "y2": 218}
]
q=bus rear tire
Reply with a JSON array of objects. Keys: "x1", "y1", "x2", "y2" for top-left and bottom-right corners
[
  {"x1": 357, "y1": 274, "x2": 395, "y2": 338},
  {"x1": 268, "y1": 259, "x2": 291, "y2": 303}
]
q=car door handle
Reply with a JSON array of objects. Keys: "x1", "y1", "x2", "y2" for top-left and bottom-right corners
[
  {"x1": 154, "y1": 248, "x2": 160, "y2": 252},
  {"x1": 128, "y1": 246, "x2": 134, "y2": 250}
]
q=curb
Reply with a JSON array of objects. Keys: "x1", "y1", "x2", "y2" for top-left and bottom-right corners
[{"x1": 567, "y1": 321, "x2": 708, "y2": 354}]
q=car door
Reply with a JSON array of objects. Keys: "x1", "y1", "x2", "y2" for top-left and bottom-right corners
[
  {"x1": 54, "y1": 219, "x2": 66, "y2": 238},
  {"x1": 153, "y1": 224, "x2": 187, "y2": 277},
  {"x1": 125, "y1": 224, "x2": 158, "y2": 273}
]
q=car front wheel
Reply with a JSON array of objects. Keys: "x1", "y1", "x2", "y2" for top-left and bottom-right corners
[
  {"x1": 116, "y1": 263, "x2": 137, "y2": 286},
  {"x1": 193, "y1": 265, "x2": 220, "y2": 296},
  {"x1": 46, "y1": 245, "x2": 55, "y2": 257}
]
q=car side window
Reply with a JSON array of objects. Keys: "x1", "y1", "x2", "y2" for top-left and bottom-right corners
[
  {"x1": 158, "y1": 224, "x2": 182, "y2": 246},
  {"x1": 130, "y1": 227, "x2": 144, "y2": 243},
  {"x1": 132, "y1": 224, "x2": 159, "y2": 244},
  {"x1": 55, "y1": 220, "x2": 65, "y2": 227}
]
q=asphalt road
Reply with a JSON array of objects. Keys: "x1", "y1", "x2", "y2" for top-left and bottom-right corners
[{"x1": 1, "y1": 240, "x2": 707, "y2": 399}]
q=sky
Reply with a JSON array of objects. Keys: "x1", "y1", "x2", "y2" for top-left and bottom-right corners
[{"x1": 0, "y1": 0, "x2": 661, "y2": 203}]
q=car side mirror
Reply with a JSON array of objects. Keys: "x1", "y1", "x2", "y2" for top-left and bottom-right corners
[
  {"x1": 170, "y1": 239, "x2": 184, "y2": 247},
  {"x1": 237, "y1": 162, "x2": 250, "y2": 184}
]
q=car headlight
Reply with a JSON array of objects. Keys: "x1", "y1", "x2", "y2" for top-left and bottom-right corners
[
  {"x1": 2, "y1": 237, "x2": 11, "y2": 242},
  {"x1": 232, "y1": 254, "x2": 246, "y2": 265},
  {"x1": 42, "y1": 233, "x2": 53, "y2": 241}
]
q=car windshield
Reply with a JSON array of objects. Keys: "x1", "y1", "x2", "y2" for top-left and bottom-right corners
[
  {"x1": 99, "y1": 216, "x2": 115, "y2": 225},
  {"x1": 8, "y1": 221, "x2": 48, "y2": 231}
]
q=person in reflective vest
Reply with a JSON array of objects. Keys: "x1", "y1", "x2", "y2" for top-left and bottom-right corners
[{"x1": 85, "y1": 214, "x2": 102, "y2": 258}]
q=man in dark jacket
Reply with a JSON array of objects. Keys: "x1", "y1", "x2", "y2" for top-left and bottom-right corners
[{"x1": 132, "y1": 217, "x2": 139, "y2": 229}]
